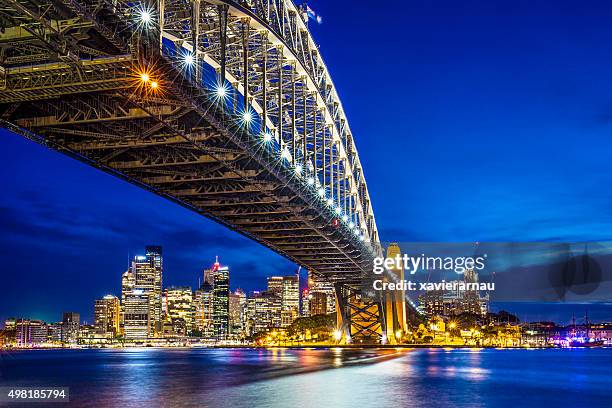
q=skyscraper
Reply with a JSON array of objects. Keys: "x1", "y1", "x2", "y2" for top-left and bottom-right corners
[
  {"x1": 194, "y1": 281, "x2": 214, "y2": 337},
  {"x1": 205, "y1": 257, "x2": 230, "y2": 340},
  {"x1": 123, "y1": 290, "x2": 151, "y2": 340},
  {"x1": 229, "y1": 288, "x2": 246, "y2": 336},
  {"x1": 165, "y1": 286, "x2": 194, "y2": 335},
  {"x1": 267, "y1": 274, "x2": 300, "y2": 327},
  {"x1": 62, "y1": 312, "x2": 80, "y2": 344},
  {"x1": 121, "y1": 246, "x2": 164, "y2": 338},
  {"x1": 94, "y1": 295, "x2": 120, "y2": 337}
]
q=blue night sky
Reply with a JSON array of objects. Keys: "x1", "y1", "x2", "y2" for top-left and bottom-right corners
[{"x1": 2, "y1": 0, "x2": 612, "y2": 324}]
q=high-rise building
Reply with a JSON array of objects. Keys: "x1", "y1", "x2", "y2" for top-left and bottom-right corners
[
  {"x1": 267, "y1": 274, "x2": 300, "y2": 327},
  {"x1": 204, "y1": 257, "x2": 230, "y2": 340},
  {"x1": 309, "y1": 278, "x2": 336, "y2": 315},
  {"x1": 165, "y1": 286, "x2": 194, "y2": 335},
  {"x1": 94, "y1": 295, "x2": 120, "y2": 337},
  {"x1": 194, "y1": 281, "x2": 214, "y2": 337},
  {"x1": 229, "y1": 289, "x2": 246, "y2": 336},
  {"x1": 121, "y1": 246, "x2": 164, "y2": 338},
  {"x1": 245, "y1": 291, "x2": 282, "y2": 336},
  {"x1": 123, "y1": 290, "x2": 151, "y2": 340},
  {"x1": 309, "y1": 291, "x2": 328, "y2": 316},
  {"x1": 62, "y1": 312, "x2": 80, "y2": 344}
]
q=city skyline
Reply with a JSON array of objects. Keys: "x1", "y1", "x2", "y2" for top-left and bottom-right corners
[{"x1": 3, "y1": 0, "x2": 612, "y2": 326}]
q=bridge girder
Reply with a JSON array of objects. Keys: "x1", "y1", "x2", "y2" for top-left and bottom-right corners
[{"x1": 0, "y1": 0, "x2": 396, "y2": 343}]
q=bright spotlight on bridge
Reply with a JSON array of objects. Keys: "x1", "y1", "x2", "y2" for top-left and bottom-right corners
[
  {"x1": 140, "y1": 73, "x2": 150, "y2": 82},
  {"x1": 295, "y1": 164, "x2": 303, "y2": 175},
  {"x1": 150, "y1": 81, "x2": 158, "y2": 89},
  {"x1": 348, "y1": 221, "x2": 355, "y2": 229},
  {"x1": 184, "y1": 53, "x2": 194, "y2": 66},
  {"x1": 242, "y1": 110, "x2": 253, "y2": 124},
  {"x1": 138, "y1": 9, "x2": 153, "y2": 27},
  {"x1": 335, "y1": 207, "x2": 341, "y2": 215},
  {"x1": 326, "y1": 198, "x2": 333, "y2": 206},
  {"x1": 263, "y1": 132, "x2": 273, "y2": 143},
  {"x1": 333, "y1": 330, "x2": 342, "y2": 341},
  {"x1": 307, "y1": 176, "x2": 315, "y2": 185},
  {"x1": 317, "y1": 187, "x2": 325, "y2": 197},
  {"x1": 281, "y1": 148, "x2": 291, "y2": 161},
  {"x1": 342, "y1": 214, "x2": 348, "y2": 222}
]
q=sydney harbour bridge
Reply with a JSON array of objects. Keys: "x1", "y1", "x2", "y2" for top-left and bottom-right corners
[{"x1": 0, "y1": 0, "x2": 413, "y2": 343}]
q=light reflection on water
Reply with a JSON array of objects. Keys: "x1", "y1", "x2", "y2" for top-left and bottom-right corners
[{"x1": 0, "y1": 348, "x2": 610, "y2": 407}]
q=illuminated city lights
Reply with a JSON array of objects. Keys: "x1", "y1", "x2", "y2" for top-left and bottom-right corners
[
  {"x1": 150, "y1": 81, "x2": 158, "y2": 89},
  {"x1": 307, "y1": 177, "x2": 315, "y2": 185},
  {"x1": 140, "y1": 73, "x2": 150, "y2": 83},
  {"x1": 263, "y1": 132, "x2": 273, "y2": 143},
  {"x1": 184, "y1": 53, "x2": 194, "y2": 66},
  {"x1": 242, "y1": 111, "x2": 253, "y2": 123}
]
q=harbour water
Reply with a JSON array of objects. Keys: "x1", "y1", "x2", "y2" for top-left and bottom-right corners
[{"x1": 0, "y1": 347, "x2": 610, "y2": 407}]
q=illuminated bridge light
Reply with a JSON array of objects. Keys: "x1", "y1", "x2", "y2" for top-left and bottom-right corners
[
  {"x1": 280, "y1": 148, "x2": 291, "y2": 161},
  {"x1": 307, "y1": 176, "x2": 315, "y2": 186},
  {"x1": 150, "y1": 81, "x2": 158, "y2": 90},
  {"x1": 184, "y1": 53, "x2": 194, "y2": 66},
  {"x1": 263, "y1": 132, "x2": 273, "y2": 143},
  {"x1": 140, "y1": 73, "x2": 150, "y2": 83},
  {"x1": 348, "y1": 221, "x2": 355, "y2": 229},
  {"x1": 318, "y1": 188, "x2": 325, "y2": 197},
  {"x1": 295, "y1": 164, "x2": 303, "y2": 175},
  {"x1": 342, "y1": 214, "x2": 348, "y2": 222},
  {"x1": 242, "y1": 111, "x2": 253, "y2": 123},
  {"x1": 326, "y1": 198, "x2": 333, "y2": 206},
  {"x1": 334, "y1": 207, "x2": 341, "y2": 215},
  {"x1": 215, "y1": 83, "x2": 228, "y2": 99}
]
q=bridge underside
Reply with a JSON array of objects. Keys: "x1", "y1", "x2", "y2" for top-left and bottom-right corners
[{"x1": 0, "y1": 0, "x2": 399, "y2": 342}]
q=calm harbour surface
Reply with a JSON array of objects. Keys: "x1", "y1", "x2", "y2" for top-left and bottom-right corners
[{"x1": 0, "y1": 347, "x2": 610, "y2": 407}]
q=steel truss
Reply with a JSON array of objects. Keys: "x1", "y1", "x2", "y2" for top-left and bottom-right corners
[{"x1": 0, "y1": 0, "x2": 398, "y2": 342}]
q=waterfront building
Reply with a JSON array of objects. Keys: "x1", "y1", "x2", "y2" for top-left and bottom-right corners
[
  {"x1": 62, "y1": 312, "x2": 80, "y2": 344},
  {"x1": 165, "y1": 286, "x2": 194, "y2": 335},
  {"x1": 94, "y1": 295, "x2": 120, "y2": 337},
  {"x1": 15, "y1": 319, "x2": 47, "y2": 346},
  {"x1": 47, "y1": 323, "x2": 63, "y2": 343},
  {"x1": 121, "y1": 246, "x2": 164, "y2": 337},
  {"x1": 123, "y1": 290, "x2": 151, "y2": 340}
]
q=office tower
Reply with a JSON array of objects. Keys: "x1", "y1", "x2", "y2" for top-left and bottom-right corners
[
  {"x1": 47, "y1": 323, "x2": 63, "y2": 343},
  {"x1": 309, "y1": 291, "x2": 328, "y2": 316},
  {"x1": 123, "y1": 290, "x2": 151, "y2": 340},
  {"x1": 15, "y1": 319, "x2": 47, "y2": 346},
  {"x1": 62, "y1": 312, "x2": 80, "y2": 344},
  {"x1": 267, "y1": 275, "x2": 300, "y2": 327},
  {"x1": 165, "y1": 286, "x2": 194, "y2": 335},
  {"x1": 122, "y1": 246, "x2": 164, "y2": 338},
  {"x1": 245, "y1": 291, "x2": 282, "y2": 336},
  {"x1": 229, "y1": 289, "x2": 246, "y2": 336},
  {"x1": 309, "y1": 278, "x2": 336, "y2": 315},
  {"x1": 301, "y1": 289, "x2": 311, "y2": 317},
  {"x1": 194, "y1": 281, "x2": 214, "y2": 337},
  {"x1": 94, "y1": 295, "x2": 120, "y2": 337},
  {"x1": 205, "y1": 257, "x2": 230, "y2": 340}
]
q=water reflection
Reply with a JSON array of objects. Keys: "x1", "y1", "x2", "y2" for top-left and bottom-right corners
[{"x1": 1, "y1": 348, "x2": 610, "y2": 407}]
